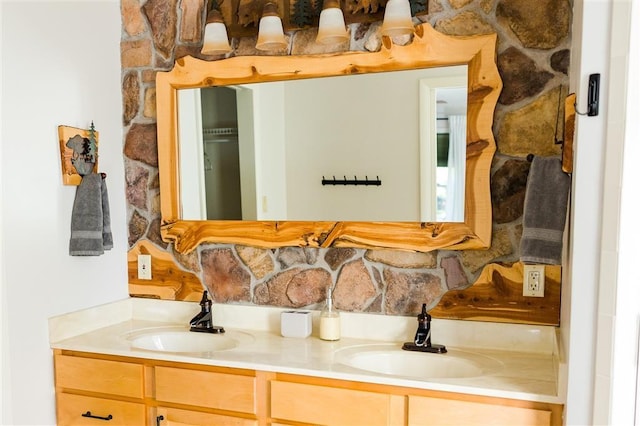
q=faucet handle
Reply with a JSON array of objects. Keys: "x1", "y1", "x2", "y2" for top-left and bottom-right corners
[
  {"x1": 199, "y1": 290, "x2": 211, "y2": 308},
  {"x1": 417, "y1": 303, "x2": 430, "y2": 324}
]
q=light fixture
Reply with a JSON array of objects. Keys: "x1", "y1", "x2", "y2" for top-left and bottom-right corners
[
  {"x1": 256, "y1": 1, "x2": 288, "y2": 51},
  {"x1": 201, "y1": 1, "x2": 231, "y2": 55},
  {"x1": 380, "y1": 0, "x2": 414, "y2": 37},
  {"x1": 316, "y1": 0, "x2": 349, "y2": 45}
]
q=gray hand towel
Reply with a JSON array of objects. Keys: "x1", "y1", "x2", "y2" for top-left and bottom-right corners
[
  {"x1": 520, "y1": 156, "x2": 571, "y2": 265},
  {"x1": 69, "y1": 172, "x2": 113, "y2": 256}
]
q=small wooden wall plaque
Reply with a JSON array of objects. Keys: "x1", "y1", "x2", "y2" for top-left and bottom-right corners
[
  {"x1": 58, "y1": 124, "x2": 99, "y2": 186},
  {"x1": 562, "y1": 94, "x2": 576, "y2": 174}
]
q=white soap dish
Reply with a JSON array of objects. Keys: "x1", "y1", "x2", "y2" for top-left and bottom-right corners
[{"x1": 280, "y1": 311, "x2": 313, "y2": 338}]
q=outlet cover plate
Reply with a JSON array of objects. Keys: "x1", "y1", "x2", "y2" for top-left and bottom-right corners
[
  {"x1": 523, "y1": 264, "x2": 545, "y2": 297},
  {"x1": 137, "y1": 254, "x2": 152, "y2": 280}
]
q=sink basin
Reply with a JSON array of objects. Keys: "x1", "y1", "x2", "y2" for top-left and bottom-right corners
[
  {"x1": 335, "y1": 344, "x2": 502, "y2": 380},
  {"x1": 125, "y1": 327, "x2": 254, "y2": 353}
]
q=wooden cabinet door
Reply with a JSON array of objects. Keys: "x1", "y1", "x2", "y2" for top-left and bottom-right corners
[
  {"x1": 408, "y1": 395, "x2": 552, "y2": 426},
  {"x1": 270, "y1": 380, "x2": 404, "y2": 426},
  {"x1": 55, "y1": 354, "x2": 144, "y2": 398},
  {"x1": 156, "y1": 407, "x2": 258, "y2": 426},
  {"x1": 155, "y1": 366, "x2": 256, "y2": 414},
  {"x1": 56, "y1": 393, "x2": 146, "y2": 426}
]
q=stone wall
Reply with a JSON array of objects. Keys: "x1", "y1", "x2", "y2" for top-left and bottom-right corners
[{"x1": 121, "y1": 0, "x2": 571, "y2": 317}]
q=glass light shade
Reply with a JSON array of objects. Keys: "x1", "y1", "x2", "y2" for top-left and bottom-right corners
[
  {"x1": 256, "y1": 15, "x2": 287, "y2": 51},
  {"x1": 381, "y1": 0, "x2": 414, "y2": 37},
  {"x1": 316, "y1": 7, "x2": 349, "y2": 45},
  {"x1": 201, "y1": 22, "x2": 231, "y2": 55}
]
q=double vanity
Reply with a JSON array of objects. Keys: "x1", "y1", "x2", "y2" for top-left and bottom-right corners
[
  {"x1": 50, "y1": 298, "x2": 564, "y2": 425},
  {"x1": 98, "y1": 23, "x2": 570, "y2": 424}
]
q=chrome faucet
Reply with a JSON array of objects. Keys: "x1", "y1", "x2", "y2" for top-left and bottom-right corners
[
  {"x1": 402, "y1": 304, "x2": 446, "y2": 353},
  {"x1": 189, "y1": 291, "x2": 225, "y2": 334}
]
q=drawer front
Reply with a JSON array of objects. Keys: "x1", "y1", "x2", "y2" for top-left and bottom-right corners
[
  {"x1": 408, "y1": 395, "x2": 552, "y2": 426},
  {"x1": 55, "y1": 354, "x2": 144, "y2": 398},
  {"x1": 270, "y1": 381, "x2": 394, "y2": 426},
  {"x1": 57, "y1": 392, "x2": 146, "y2": 426},
  {"x1": 157, "y1": 406, "x2": 258, "y2": 426},
  {"x1": 155, "y1": 366, "x2": 256, "y2": 414}
]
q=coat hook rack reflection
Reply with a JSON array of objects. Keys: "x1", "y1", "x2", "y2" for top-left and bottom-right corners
[{"x1": 321, "y1": 175, "x2": 382, "y2": 186}]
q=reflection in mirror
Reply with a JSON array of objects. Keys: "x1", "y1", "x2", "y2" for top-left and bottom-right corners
[{"x1": 178, "y1": 66, "x2": 467, "y2": 223}]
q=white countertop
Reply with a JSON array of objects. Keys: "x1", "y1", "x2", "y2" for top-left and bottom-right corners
[{"x1": 49, "y1": 298, "x2": 564, "y2": 404}]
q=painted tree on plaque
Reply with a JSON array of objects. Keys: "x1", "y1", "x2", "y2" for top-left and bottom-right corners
[
  {"x1": 409, "y1": 0, "x2": 427, "y2": 15},
  {"x1": 86, "y1": 121, "x2": 98, "y2": 163},
  {"x1": 291, "y1": 0, "x2": 317, "y2": 27}
]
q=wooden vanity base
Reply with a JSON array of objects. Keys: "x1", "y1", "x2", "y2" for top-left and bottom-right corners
[{"x1": 54, "y1": 350, "x2": 562, "y2": 426}]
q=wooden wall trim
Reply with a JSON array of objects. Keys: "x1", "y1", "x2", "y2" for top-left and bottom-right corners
[{"x1": 431, "y1": 262, "x2": 561, "y2": 326}]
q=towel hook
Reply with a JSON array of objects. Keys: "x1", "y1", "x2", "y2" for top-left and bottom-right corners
[
  {"x1": 554, "y1": 87, "x2": 564, "y2": 146},
  {"x1": 574, "y1": 74, "x2": 600, "y2": 116}
]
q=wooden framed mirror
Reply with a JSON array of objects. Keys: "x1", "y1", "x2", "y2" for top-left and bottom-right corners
[{"x1": 156, "y1": 23, "x2": 502, "y2": 254}]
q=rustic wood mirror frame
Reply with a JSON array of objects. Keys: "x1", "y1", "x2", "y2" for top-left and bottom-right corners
[{"x1": 157, "y1": 23, "x2": 502, "y2": 254}]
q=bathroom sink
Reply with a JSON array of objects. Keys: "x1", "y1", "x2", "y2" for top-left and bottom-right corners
[
  {"x1": 334, "y1": 344, "x2": 502, "y2": 380},
  {"x1": 126, "y1": 327, "x2": 254, "y2": 353}
]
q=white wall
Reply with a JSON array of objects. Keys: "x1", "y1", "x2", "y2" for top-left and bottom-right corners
[
  {"x1": 0, "y1": 2, "x2": 6, "y2": 421},
  {"x1": 249, "y1": 82, "x2": 287, "y2": 220},
  {"x1": 592, "y1": 1, "x2": 640, "y2": 424},
  {"x1": 562, "y1": 1, "x2": 611, "y2": 424},
  {"x1": 565, "y1": 0, "x2": 640, "y2": 424},
  {"x1": 284, "y1": 71, "x2": 420, "y2": 221},
  {"x1": 1, "y1": 1, "x2": 127, "y2": 424},
  {"x1": 178, "y1": 89, "x2": 207, "y2": 219}
]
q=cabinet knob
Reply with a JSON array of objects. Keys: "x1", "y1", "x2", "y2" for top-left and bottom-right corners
[{"x1": 156, "y1": 415, "x2": 165, "y2": 426}]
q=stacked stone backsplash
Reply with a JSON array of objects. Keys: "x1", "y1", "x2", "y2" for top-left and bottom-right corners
[
  {"x1": 202, "y1": 247, "x2": 450, "y2": 314},
  {"x1": 122, "y1": 0, "x2": 571, "y2": 318}
]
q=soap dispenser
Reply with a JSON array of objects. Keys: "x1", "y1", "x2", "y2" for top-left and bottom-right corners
[{"x1": 319, "y1": 287, "x2": 341, "y2": 341}]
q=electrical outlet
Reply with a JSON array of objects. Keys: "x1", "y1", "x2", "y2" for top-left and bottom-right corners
[
  {"x1": 137, "y1": 254, "x2": 152, "y2": 280},
  {"x1": 523, "y1": 265, "x2": 545, "y2": 297}
]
